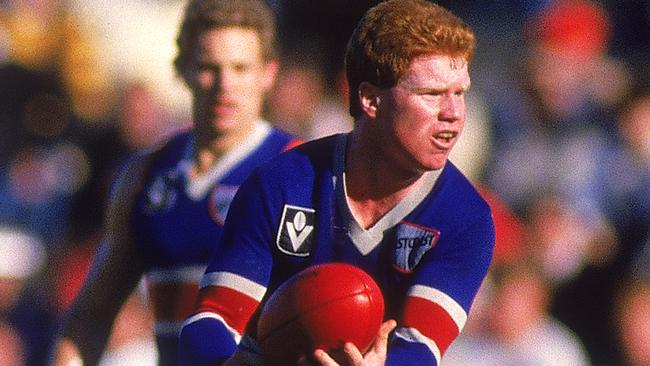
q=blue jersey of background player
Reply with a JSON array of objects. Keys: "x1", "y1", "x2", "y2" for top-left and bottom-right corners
[
  {"x1": 133, "y1": 124, "x2": 296, "y2": 362},
  {"x1": 50, "y1": 1, "x2": 299, "y2": 365},
  {"x1": 179, "y1": 0, "x2": 494, "y2": 365}
]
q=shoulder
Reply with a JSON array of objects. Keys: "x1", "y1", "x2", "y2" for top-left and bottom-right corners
[
  {"x1": 254, "y1": 134, "x2": 339, "y2": 179},
  {"x1": 109, "y1": 130, "x2": 190, "y2": 202},
  {"x1": 436, "y1": 162, "x2": 492, "y2": 218},
  {"x1": 414, "y1": 161, "x2": 494, "y2": 244},
  {"x1": 146, "y1": 129, "x2": 192, "y2": 165},
  {"x1": 262, "y1": 125, "x2": 302, "y2": 152}
]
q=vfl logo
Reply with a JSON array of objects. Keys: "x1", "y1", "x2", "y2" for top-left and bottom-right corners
[
  {"x1": 393, "y1": 221, "x2": 439, "y2": 273},
  {"x1": 276, "y1": 204, "x2": 315, "y2": 256},
  {"x1": 144, "y1": 171, "x2": 179, "y2": 214}
]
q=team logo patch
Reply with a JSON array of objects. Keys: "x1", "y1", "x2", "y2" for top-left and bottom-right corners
[
  {"x1": 208, "y1": 185, "x2": 239, "y2": 224},
  {"x1": 276, "y1": 204, "x2": 315, "y2": 257},
  {"x1": 144, "y1": 170, "x2": 179, "y2": 214},
  {"x1": 393, "y1": 221, "x2": 439, "y2": 273}
]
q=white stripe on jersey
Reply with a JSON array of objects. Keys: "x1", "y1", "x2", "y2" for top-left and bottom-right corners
[
  {"x1": 154, "y1": 320, "x2": 183, "y2": 337},
  {"x1": 183, "y1": 119, "x2": 272, "y2": 200},
  {"x1": 407, "y1": 284, "x2": 467, "y2": 331},
  {"x1": 147, "y1": 266, "x2": 205, "y2": 283},
  {"x1": 181, "y1": 311, "x2": 242, "y2": 344},
  {"x1": 394, "y1": 326, "x2": 442, "y2": 365},
  {"x1": 199, "y1": 271, "x2": 266, "y2": 302}
]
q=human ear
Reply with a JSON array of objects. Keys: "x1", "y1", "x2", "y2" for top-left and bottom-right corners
[
  {"x1": 260, "y1": 59, "x2": 279, "y2": 92},
  {"x1": 358, "y1": 81, "x2": 381, "y2": 117}
]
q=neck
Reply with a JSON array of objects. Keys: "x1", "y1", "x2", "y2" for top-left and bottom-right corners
[
  {"x1": 192, "y1": 119, "x2": 259, "y2": 175},
  {"x1": 344, "y1": 127, "x2": 426, "y2": 229}
]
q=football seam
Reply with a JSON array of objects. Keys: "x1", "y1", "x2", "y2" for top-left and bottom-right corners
[{"x1": 257, "y1": 287, "x2": 374, "y2": 343}]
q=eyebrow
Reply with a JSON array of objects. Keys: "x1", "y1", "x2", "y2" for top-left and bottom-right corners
[{"x1": 409, "y1": 83, "x2": 471, "y2": 94}]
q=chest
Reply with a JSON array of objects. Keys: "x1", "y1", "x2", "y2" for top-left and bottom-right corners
[{"x1": 131, "y1": 168, "x2": 240, "y2": 268}]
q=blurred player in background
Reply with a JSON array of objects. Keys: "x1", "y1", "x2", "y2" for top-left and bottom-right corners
[
  {"x1": 49, "y1": 0, "x2": 298, "y2": 364},
  {"x1": 178, "y1": 0, "x2": 494, "y2": 365}
]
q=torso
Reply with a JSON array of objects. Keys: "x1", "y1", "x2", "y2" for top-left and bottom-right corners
[{"x1": 130, "y1": 122, "x2": 296, "y2": 364}]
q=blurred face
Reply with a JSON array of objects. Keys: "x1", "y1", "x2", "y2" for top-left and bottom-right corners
[
  {"x1": 183, "y1": 27, "x2": 277, "y2": 140},
  {"x1": 375, "y1": 54, "x2": 470, "y2": 172},
  {"x1": 488, "y1": 273, "x2": 547, "y2": 342},
  {"x1": 620, "y1": 96, "x2": 650, "y2": 162},
  {"x1": 527, "y1": 46, "x2": 592, "y2": 118},
  {"x1": 619, "y1": 289, "x2": 650, "y2": 365}
]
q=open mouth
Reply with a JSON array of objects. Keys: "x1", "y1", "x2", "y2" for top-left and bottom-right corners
[{"x1": 434, "y1": 131, "x2": 456, "y2": 144}]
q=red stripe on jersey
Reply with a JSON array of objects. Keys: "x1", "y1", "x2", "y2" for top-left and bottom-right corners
[
  {"x1": 148, "y1": 281, "x2": 199, "y2": 322},
  {"x1": 283, "y1": 138, "x2": 303, "y2": 152},
  {"x1": 401, "y1": 296, "x2": 459, "y2": 354},
  {"x1": 195, "y1": 286, "x2": 260, "y2": 335}
]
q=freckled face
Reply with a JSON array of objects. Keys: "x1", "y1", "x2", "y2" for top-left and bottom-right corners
[
  {"x1": 183, "y1": 27, "x2": 276, "y2": 138},
  {"x1": 375, "y1": 54, "x2": 470, "y2": 172}
]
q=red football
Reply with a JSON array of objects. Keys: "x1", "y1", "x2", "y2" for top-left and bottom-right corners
[{"x1": 256, "y1": 263, "x2": 385, "y2": 365}]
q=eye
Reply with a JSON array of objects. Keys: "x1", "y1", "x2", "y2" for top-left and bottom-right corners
[
  {"x1": 420, "y1": 90, "x2": 442, "y2": 99},
  {"x1": 233, "y1": 63, "x2": 251, "y2": 74}
]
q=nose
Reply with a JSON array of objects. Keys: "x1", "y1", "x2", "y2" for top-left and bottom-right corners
[
  {"x1": 198, "y1": 67, "x2": 236, "y2": 94},
  {"x1": 215, "y1": 68, "x2": 238, "y2": 92},
  {"x1": 439, "y1": 94, "x2": 462, "y2": 122}
]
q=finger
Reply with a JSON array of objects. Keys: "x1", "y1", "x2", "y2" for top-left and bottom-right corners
[
  {"x1": 379, "y1": 319, "x2": 398, "y2": 338},
  {"x1": 296, "y1": 354, "x2": 312, "y2": 366},
  {"x1": 312, "y1": 348, "x2": 340, "y2": 366},
  {"x1": 373, "y1": 319, "x2": 398, "y2": 351},
  {"x1": 343, "y1": 342, "x2": 364, "y2": 365}
]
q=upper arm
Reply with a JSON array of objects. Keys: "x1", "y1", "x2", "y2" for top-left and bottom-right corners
[{"x1": 389, "y1": 216, "x2": 495, "y2": 365}]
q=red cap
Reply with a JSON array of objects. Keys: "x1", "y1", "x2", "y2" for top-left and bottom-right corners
[{"x1": 528, "y1": 0, "x2": 611, "y2": 58}]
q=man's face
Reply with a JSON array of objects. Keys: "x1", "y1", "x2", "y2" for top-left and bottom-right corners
[
  {"x1": 184, "y1": 27, "x2": 277, "y2": 138},
  {"x1": 376, "y1": 54, "x2": 470, "y2": 172}
]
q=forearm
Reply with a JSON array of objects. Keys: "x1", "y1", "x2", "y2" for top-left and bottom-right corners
[
  {"x1": 49, "y1": 338, "x2": 83, "y2": 366},
  {"x1": 178, "y1": 315, "x2": 239, "y2": 366},
  {"x1": 386, "y1": 328, "x2": 440, "y2": 365},
  {"x1": 50, "y1": 295, "x2": 120, "y2": 365}
]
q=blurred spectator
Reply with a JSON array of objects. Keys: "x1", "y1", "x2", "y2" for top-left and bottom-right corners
[
  {"x1": 0, "y1": 321, "x2": 26, "y2": 366},
  {"x1": 600, "y1": 86, "x2": 650, "y2": 269},
  {"x1": 0, "y1": 226, "x2": 46, "y2": 312},
  {"x1": 525, "y1": 193, "x2": 620, "y2": 364},
  {"x1": 0, "y1": 0, "x2": 114, "y2": 122},
  {"x1": 115, "y1": 81, "x2": 181, "y2": 152},
  {"x1": 267, "y1": 45, "x2": 351, "y2": 140},
  {"x1": 0, "y1": 64, "x2": 83, "y2": 245},
  {"x1": 486, "y1": 0, "x2": 627, "y2": 219},
  {"x1": 275, "y1": 0, "x2": 379, "y2": 88},
  {"x1": 481, "y1": 7, "x2": 629, "y2": 361},
  {"x1": 443, "y1": 276, "x2": 529, "y2": 366},
  {"x1": 48, "y1": 80, "x2": 180, "y2": 315},
  {"x1": 486, "y1": 259, "x2": 590, "y2": 366},
  {"x1": 601, "y1": 0, "x2": 650, "y2": 82},
  {"x1": 526, "y1": 194, "x2": 617, "y2": 285},
  {"x1": 629, "y1": 236, "x2": 650, "y2": 282},
  {"x1": 612, "y1": 279, "x2": 650, "y2": 366},
  {"x1": 448, "y1": 90, "x2": 494, "y2": 182},
  {"x1": 0, "y1": 225, "x2": 50, "y2": 366},
  {"x1": 68, "y1": 0, "x2": 190, "y2": 117},
  {"x1": 445, "y1": 258, "x2": 590, "y2": 366}
]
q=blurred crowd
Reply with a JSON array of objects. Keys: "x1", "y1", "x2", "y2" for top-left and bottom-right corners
[{"x1": 0, "y1": 0, "x2": 648, "y2": 365}]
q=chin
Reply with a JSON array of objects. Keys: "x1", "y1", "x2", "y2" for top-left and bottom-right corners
[
  {"x1": 420, "y1": 156, "x2": 448, "y2": 172},
  {"x1": 211, "y1": 118, "x2": 240, "y2": 132}
]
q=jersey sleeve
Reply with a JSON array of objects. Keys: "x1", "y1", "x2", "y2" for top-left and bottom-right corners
[
  {"x1": 387, "y1": 214, "x2": 495, "y2": 365},
  {"x1": 178, "y1": 171, "x2": 276, "y2": 365}
]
